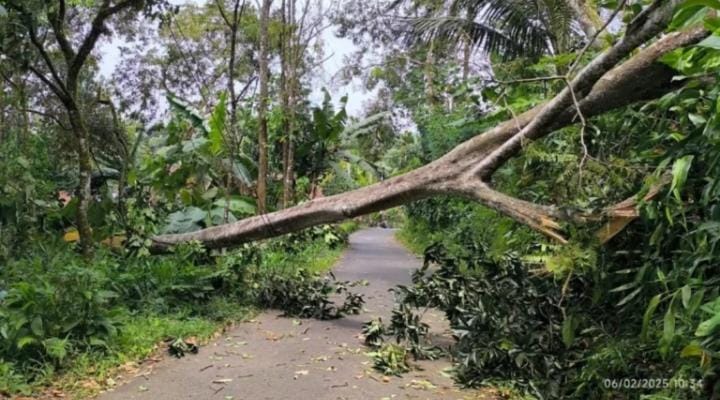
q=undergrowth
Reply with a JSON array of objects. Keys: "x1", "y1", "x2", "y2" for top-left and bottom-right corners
[{"x1": 0, "y1": 223, "x2": 355, "y2": 398}]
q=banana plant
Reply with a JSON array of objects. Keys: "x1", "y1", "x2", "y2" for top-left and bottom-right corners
[
  {"x1": 140, "y1": 92, "x2": 256, "y2": 234},
  {"x1": 297, "y1": 89, "x2": 390, "y2": 196}
]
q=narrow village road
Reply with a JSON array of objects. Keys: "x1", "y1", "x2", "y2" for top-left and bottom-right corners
[{"x1": 99, "y1": 228, "x2": 470, "y2": 400}]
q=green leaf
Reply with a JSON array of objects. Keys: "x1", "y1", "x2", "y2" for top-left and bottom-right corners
[
  {"x1": 682, "y1": 285, "x2": 692, "y2": 309},
  {"x1": 208, "y1": 207, "x2": 238, "y2": 225},
  {"x1": 697, "y1": 35, "x2": 720, "y2": 50},
  {"x1": 16, "y1": 156, "x2": 29, "y2": 169},
  {"x1": 202, "y1": 187, "x2": 219, "y2": 201},
  {"x1": 231, "y1": 158, "x2": 254, "y2": 186},
  {"x1": 182, "y1": 137, "x2": 208, "y2": 153},
  {"x1": 695, "y1": 312, "x2": 720, "y2": 336},
  {"x1": 62, "y1": 319, "x2": 82, "y2": 333},
  {"x1": 212, "y1": 197, "x2": 256, "y2": 216},
  {"x1": 680, "y1": 0, "x2": 720, "y2": 10},
  {"x1": 688, "y1": 289, "x2": 705, "y2": 315},
  {"x1": 688, "y1": 113, "x2": 707, "y2": 127},
  {"x1": 208, "y1": 93, "x2": 227, "y2": 155},
  {"x1": 617, "y1": 287, "x2": 643, "y2": 307},
  {"x1": 43, "y1": 338, "x2": 68, "y2": 361},
  {"x1": 342, "y1": 112, "x2": 389, "y2": 138},
  {"x1": 641, "y1": 294, "x2": 661, "y2": 341},
  {"x1": 680, "y1": 342, "x2": 704, "y2": 358},
  {"x1": 662, "y1": 300, "x2": 676, "y2": 352},
  {"x1": 155, "y1": 145, "x2": 178, "y2": 159},
  {"x1": 163, "y1": 207, "x2": 206, "y2": 234},
  {"x1": 610, "y1": 281, "x2": 638, "y2": 292},
  {"x1": 670, "y1": 155, "x2": 694, "y2": 202},
  {"x1": 89, "y1": 337, "x2": 108, "y2": 348},
  {"x1": 17, "y1": 336, "x2": 37, "y2": 349},
  {"x1": 167, "y1": 93, "x2": 209, "y2": 134},
  {"x1": 670, "y1": 1, "x2": 714, "y2": 30},
  {"x1": 30, "y1": 316, "x2": 43, "y2": 337}
]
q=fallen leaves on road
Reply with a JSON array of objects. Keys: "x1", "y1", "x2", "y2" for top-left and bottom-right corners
[
  {"x1": 293, "y1": 369, "x2": 309, "y2": 379},
  {"x1": 265, "y1": 331, "x2": 285, "y2": 341},
  {"x1": 407, "y1": 379, "x2": 436, "y2": 390}
]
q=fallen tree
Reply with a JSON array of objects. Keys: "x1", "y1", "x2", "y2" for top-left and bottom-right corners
[{"x1": 151, "y1": 1, "x2": 709, "y2": 252}]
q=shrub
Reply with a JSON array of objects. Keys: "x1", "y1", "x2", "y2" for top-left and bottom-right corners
[{"x1": 0, "y1": 257, "x2": 121, "y2": 370}]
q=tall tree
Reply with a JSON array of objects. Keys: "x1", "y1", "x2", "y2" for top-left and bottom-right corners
[
  {"x1": 279, "y1": 0, "x2": 295, "y2": 208},
  {"x1": 256, "y1": 0, "x2": 272, "y2": 214},
  {"x1": 0, "y1": 0, "x2": 161, "y2": 258},
  {"x1": 216, "y1": 0, "x2": 247, "y2": 143},
  {"x1": 280, "y1": 0, "x2": 325, "y2": 208}
]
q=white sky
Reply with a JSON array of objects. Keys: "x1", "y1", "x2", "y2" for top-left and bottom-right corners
[{"x1": 98, "y1": 0, "x2": 373, "y2": 116}]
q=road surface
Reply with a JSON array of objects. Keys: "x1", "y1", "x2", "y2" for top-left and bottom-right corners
[{"x1": 98, "y1": 228, "x2": 472, "y2": 400}]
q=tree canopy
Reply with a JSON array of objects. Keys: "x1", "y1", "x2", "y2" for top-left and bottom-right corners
[{"x1": 1, "y1": 0, "x2": 720, "y2": 398}]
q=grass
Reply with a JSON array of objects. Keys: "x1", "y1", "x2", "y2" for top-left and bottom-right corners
[
  {"x1": 259, "y1": 239, "x2": 347, "y2": 276},
  {"x1": 395, "y1": 220, "x2": 435, "y2": 255},
  {"x1": 48, "y1": 308, "x2": 256, "y2": 398}
]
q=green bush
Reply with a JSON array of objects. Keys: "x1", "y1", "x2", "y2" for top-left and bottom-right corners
[
  {"x1": 0, "y1": 254, "x2": 121, "y2": 369},
  {"x1": 0, "y1": 223, "x2": 351, "y2": 394}
]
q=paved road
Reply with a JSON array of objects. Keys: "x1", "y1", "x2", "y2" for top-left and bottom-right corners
[{"x1": 98, "y1": 228, "x2": 468, "y2": 400}]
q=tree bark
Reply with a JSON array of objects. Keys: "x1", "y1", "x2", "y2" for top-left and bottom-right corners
[
  {"x1": 67, "y1": 105, "x2": 95, "y2": 259},
  {"x1": 151, "y1": 4, "x2": 706, "y2": 252},
  {"x1": 462, "y1": 34, "x2": 471, "y2": 81},
  {"x1": 280, "y1": 0, "x2": 290, "y2": 208},
  {"x1": 281, "y1": 0, "x2": 298, "y2": 209},
  {"x1": 256, "y1": 0, "x2": 271, "y2": 214},
  {"x1": 227, "y1": 1, "x2": 241, "y2": 133},
  {"x1": 424, "y1": 39, "x2": 437, "y2": 105}
]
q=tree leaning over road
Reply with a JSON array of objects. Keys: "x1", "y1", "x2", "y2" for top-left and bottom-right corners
[{"x1": 151, "y1": 1, "x2": 707, "y2": 252}]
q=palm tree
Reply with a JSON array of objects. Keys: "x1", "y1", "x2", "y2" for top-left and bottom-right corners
[{"x1": 393, "y1": 0, "x2": 603, "y2": 59}]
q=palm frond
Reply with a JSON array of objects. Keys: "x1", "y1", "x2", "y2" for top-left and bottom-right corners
[
  {"x1": 395, "y1": 0, "x2": 579, "y2": 59},
  {"x1": 410, "y1": 16, "x2": 548, "y2": 59}
]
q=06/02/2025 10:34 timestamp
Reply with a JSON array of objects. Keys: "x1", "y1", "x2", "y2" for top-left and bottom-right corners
[{"x1": 603, "y1": 378, "x2": 704, "y2": 391}]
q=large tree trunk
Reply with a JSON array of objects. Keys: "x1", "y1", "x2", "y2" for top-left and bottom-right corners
[
  {"x1": 67, "y1": 104, "x2": 94, "y2": 258},
  {"x1": 281, "y1": 0, "x2": 298, "y2": 209},
  {"x1": 280, "y1": 0, "x2": 291, "y2": 208},
  {"x1": 226, "y1": 0, "x2": 241, "y2": 135},
  {"x1": 424, "y1": 39, "x2": 437, "y2": 105},
  {"x1": 151, "y1": 3, "x2": 705, "y2": 252},
  {"x1": 256, "y1": 0, "x2": 272, "y2": 214}
]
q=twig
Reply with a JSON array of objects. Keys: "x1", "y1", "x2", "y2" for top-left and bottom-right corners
[
  {"x1": 558, "y1": 271, "x2": 573, "y2": 309},
  {"x1": 493, "y1": 75, "x2": 566, "y2": 85},
  {"x1": 563, "y1": 77, "x2": 591, "y2": 185}
]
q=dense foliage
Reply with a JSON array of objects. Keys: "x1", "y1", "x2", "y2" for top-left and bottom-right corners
[
  {"x1": 0, "y1": 222, "x2": 354, "y2": 395},
  {"x1": 378, "y1": 7, "x2": 720, "y2": 398},
  {"x1": 2, "y1": 0, "x2": 720, "y2": 399}
]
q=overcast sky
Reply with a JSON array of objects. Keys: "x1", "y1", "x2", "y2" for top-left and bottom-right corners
[{"x1": 98, "y1": 0, "x2": 373, "y2": 116}]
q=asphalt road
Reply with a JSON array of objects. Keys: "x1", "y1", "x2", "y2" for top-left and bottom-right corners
[{"x1": 98, "y1": 228, "x2": 471, "y2": 400}]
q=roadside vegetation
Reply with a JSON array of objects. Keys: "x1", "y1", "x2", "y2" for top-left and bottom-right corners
[
  {"x1": 2, "y1": 0, "x2": 720, "y2": 399},
  {"x1": 0, "y1": 222, "x2": 353, "y2": 397},
  {"x1": 377, "y1": 17, "x2": 720, "y2": 399}
]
